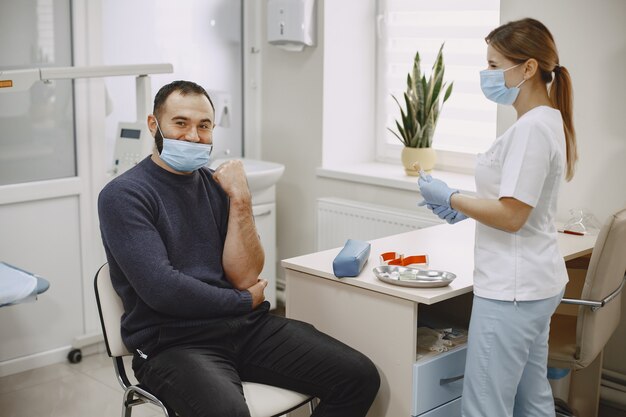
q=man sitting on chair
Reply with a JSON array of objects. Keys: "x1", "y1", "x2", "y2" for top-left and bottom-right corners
[{"x1": 97, "y1": 80, "x2": 380, "y2": 417}]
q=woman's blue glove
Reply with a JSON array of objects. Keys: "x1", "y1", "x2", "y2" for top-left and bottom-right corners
[
  {"x1": 418, "y1": 176, "x2": 459, "y2": 207},
  {"x1": 430, "y1": 204, "x2": 468, "y2": 224},
  {"x1": 432, "y1": 204, "x2": 455, "y2": 219}
]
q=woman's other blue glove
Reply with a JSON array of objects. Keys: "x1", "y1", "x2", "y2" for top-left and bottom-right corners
[
  {"x1": 432, "y1": 204, "x2": 455, "y2": 219},
  {"x1": 444, "y1": 210, "x2": 468, "y2": 225},
  {"x1": 429, "y1": 204, "x2": 468, "y2": 225},
  {"x1": 418, "y1": 176, "x2": 460, "y2": 207},
  {"x1": 446, "y1": 211, "x2": 468, "y2": 224}
]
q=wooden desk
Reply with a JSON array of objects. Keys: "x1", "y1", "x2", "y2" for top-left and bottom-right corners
[{"x1": 282, "y1": 220, "x2": 596, "y2": 417}]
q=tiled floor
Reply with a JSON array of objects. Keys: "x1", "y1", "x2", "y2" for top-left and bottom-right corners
[
  {"x1": 1, "y1": 348, "x2": 625, "y2": 417},
  {"x1": 0, "y1": 352, "x2": 162, "y2": 417}
]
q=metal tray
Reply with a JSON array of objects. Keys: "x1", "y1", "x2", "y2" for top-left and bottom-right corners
[{"x1": 373, "y1": 265, "x2": 456, "y2": 288}]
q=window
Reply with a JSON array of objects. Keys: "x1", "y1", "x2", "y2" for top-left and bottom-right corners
[{"x1": 376, "y1": 0, "x2": 500, "y2": 169}]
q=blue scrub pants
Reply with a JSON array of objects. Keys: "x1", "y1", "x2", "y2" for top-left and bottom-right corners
[{"x1": 462, "y1": 290, "x2": 564, "y2": 417}]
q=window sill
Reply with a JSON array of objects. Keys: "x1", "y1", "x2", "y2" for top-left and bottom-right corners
[{"x1": 316, "y1": 162, "x2": 477, "y2": 194}]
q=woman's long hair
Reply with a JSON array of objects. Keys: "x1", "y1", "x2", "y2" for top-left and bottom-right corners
[{"x1": 486, "y1": 18, "x2": 577, "y2": 181}]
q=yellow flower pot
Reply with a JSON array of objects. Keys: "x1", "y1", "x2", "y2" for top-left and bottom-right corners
[{"x1": 401, "y1": 147, "x2": 436, "y2": 176}]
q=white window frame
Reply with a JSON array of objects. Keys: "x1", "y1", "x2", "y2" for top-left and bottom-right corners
[{"x1": 375, "y1": 0, "x2": 500, "y2": 173}]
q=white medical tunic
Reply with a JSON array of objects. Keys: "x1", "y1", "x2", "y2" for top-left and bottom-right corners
[{"x1": 474, "y1": 106, "x2": 568, "y2": 301}]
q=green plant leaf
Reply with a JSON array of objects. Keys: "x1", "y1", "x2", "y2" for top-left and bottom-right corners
[
  {"x1": 403, "y1": 91, "x2": 412, "y2": 113},
  {"x1": 393, "y1": 42, "x2": 452, "y2": 148},
  {"x1": 429, "y1": 92, "x2": 441, "y2": 124},
  {"x1": 388, "y1": 127, "x2": 407, "y2": 146},
  {"x1": 426, "y1": 45, "x2": 445, "y2": 114},
  {"x1": 395, "y1": 121, "x2": 409, "y2": 146},
  {"x1": 431, "y1": 43, "x2": 445, "y2": 76},
  {"x1": 401, "y1": 93, "x2": 413, "y2": 134},
  {"x1": 391, "y1": 93, "x2": 402, "y2": 110},
  {"x1": 422, "y1": 112, "x2": 436, "y2": 148},
  {"x1": 443, "y1": 82, "x2": 454, "y2": 102},
  {"x1": 400, "y1": 107, "x2": 410, "y2": 137},
  {"x1": 412, "y1": 51, "x2": 421, "y2": 84},
  {"x1": 410, "y1": 79, "x2": 420, "y2": 114},
  {"x1": 419, "y1": 75, "x2": 427, "y2": 121},
  {"x1": 411, "y1": 126, "x2": 424, "y2": 148},
  {"x1": 429, "y1": 71, "x2": 444, "y2": 110},
  {"x1": 390, "y1": 94, "x2": 410, "y2": 145}
]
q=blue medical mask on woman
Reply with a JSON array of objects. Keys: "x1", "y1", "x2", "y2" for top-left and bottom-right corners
[
  {"x1": 479, "y1": 63, "x2": 526, "y2": 105},
  {"x1": 156, "y1": 121, "x2": 213, "y2": 172}
]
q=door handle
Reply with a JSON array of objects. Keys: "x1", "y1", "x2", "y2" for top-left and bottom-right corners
[
  {"x1": 440, "y1": 374, "x2": 464, "y2": 385},
  {"x1": 253, "y1": 209, "x2": 272, "y2": 217}
]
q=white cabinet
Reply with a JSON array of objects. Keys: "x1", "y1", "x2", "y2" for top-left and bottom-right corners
[
  {"x1": 253, "y1": 202, "x2": 277, "y2": 307},
  {"x1": 420, "y1": 397, "x2": 462, "y2": 416},
  {"x1": 412, "y1": 346, "x2": 466, "y2": 416}
]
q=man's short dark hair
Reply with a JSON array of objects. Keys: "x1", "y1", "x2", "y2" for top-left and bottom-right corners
[
  {"x1": 153, "y1": 80, "x2": 214, "y2": 118},
  {"x1": 152, "y1": 80, "x2": 215, "y2": 153}
]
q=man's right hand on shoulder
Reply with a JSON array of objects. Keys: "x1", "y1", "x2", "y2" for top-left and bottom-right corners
[
  {"x1": 213, "y1": 160, "x2": 252, "y2": 204},
  {"x1": 247, "y1": 278, "x2": 268, "y2": 309}
]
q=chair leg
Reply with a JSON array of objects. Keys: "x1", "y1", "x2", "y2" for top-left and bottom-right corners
[
  {"x1": 122, "y1": 390, "x2": 134, "y2": 417},
  {"x1": 568, "y1": 351, "x2": 603, "y2": 417}
]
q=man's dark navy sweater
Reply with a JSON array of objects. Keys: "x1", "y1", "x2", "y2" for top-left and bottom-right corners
[{"x1": 98, "y1": 157, "x2": 252, "y2": 350}]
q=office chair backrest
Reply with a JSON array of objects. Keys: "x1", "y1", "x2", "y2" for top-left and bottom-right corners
[
  {"x1": 94, "y1": 263, "x2": 132, "y2": 357},
  {"x1": 575, "y1": 208, "x2": 626, "y2": 368}
]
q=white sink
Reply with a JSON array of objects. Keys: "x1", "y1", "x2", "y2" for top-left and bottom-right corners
[{"x1": 210, "y1": 158, "x2": 285, "y2": 193}]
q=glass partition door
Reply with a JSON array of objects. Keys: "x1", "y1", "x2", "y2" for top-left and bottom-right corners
[{"x1": 0, "y1": 0, "x2": 75, "y2": 186}]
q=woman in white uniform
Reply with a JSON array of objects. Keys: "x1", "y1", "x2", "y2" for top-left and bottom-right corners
[{"x1": 418, "y1": 18, "x2": 578, "y2": 417}]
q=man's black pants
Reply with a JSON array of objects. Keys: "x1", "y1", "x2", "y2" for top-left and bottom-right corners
[{"x1": 132, "y1": 303, "x2": 380, "y2": 417}]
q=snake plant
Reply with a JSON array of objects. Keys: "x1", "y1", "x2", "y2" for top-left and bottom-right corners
[{"x1": 389, "y1": 43, "x2": 454, "y2": 148}]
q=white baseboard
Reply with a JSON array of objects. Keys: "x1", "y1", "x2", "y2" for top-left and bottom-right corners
[
  {"x1": 72, "y1": 331, "x2": 103, "y2": 348},
  {"x1": 0, "y1": 346, "x2": 71, "y2": 377},
  {"x1": 276, "y1": 287, "x2": 286, "y2": 305},
  {"x1": 0, "y1": 335, "x2": 106, "y2": 378}
]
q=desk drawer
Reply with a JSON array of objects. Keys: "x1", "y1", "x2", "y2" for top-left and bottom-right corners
[
  {"x1": 418, "y1": 396, "x2": 461, "y2": 417},
  {"x1": 412, "y1": 346, "x2": 466, "y2": 416}
]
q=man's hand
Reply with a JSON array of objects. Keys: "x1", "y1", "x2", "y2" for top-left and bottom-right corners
[
  {"x1": 247, "y1": 278, "x2": 268, "y2": 309},
  {"x1": 213, "y1": 160, "x2": 252, "y2": 203}
]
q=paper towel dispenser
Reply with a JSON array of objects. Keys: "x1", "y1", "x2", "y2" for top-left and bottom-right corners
[{"x1": 267, "y1": 0, "x2": 316, "y2": 52}]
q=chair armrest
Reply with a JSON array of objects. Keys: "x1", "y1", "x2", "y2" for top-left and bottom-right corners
[{"x1": 561, "y1": 274, "x2": 625, "y2": 311}]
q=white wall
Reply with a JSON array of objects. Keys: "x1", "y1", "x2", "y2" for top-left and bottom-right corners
[
  {"x1": 101, "y1": 0, "x2": 244, "y2": 165},
  {"x1": 261, "y1": 0, "x2": 423, "y2": 269},
  {"x1": 261, "y1": 0, "x2": 626, "y2": 374},
  {"x1": 260, "y1": 0, "x2": 324, "y2": 263},
  {"x1": 322, "y1": 0, "x2": 376, "y2": 167}
]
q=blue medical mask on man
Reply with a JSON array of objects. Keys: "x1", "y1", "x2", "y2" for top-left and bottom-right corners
[
  {"x1": 155, "y1": 120, "x2": 213, "y2": 172},
  {"x1": 479, "y1": 63, "x2": 526, "y2": 105}
]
